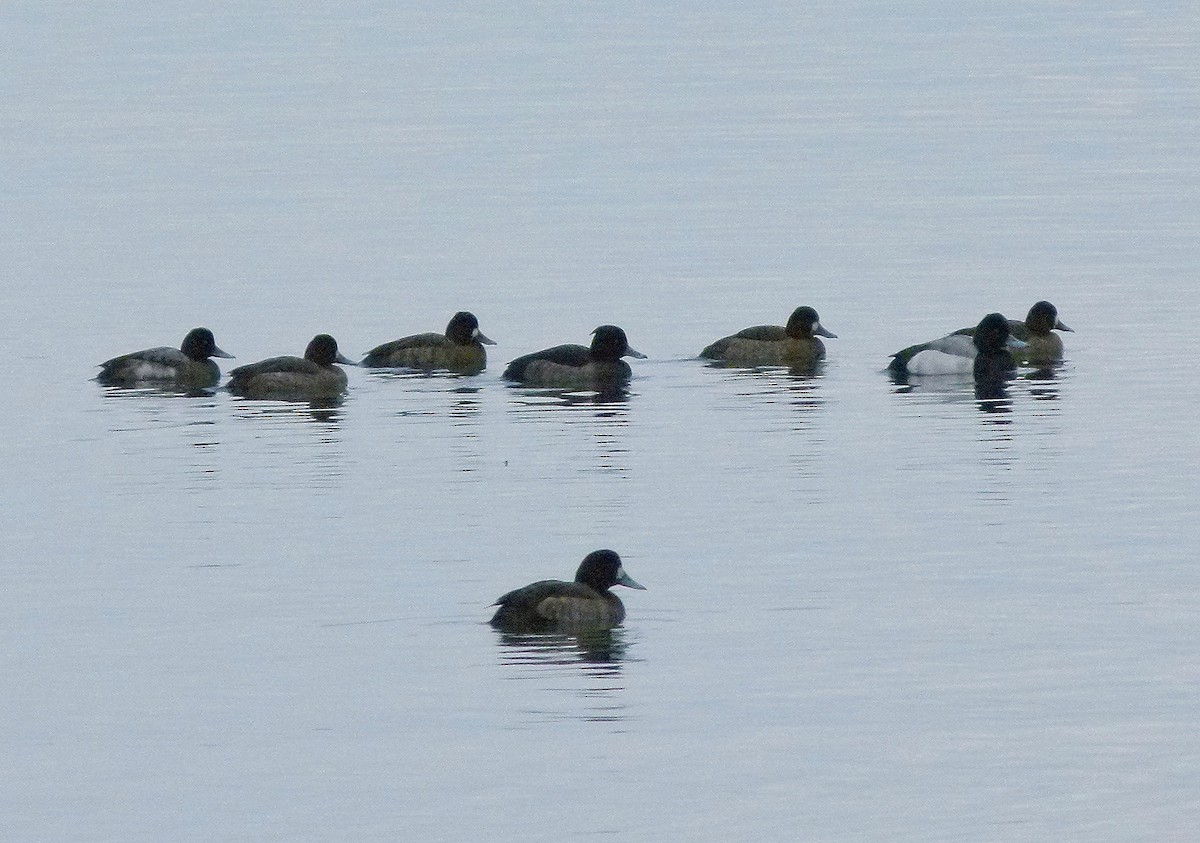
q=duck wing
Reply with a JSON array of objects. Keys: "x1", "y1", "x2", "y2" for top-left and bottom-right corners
[
  {"x1": 229, "y1": 355, "x2": 320, "y2": 379},
  {"x1": 503, "y1": 343, "x2": 590, "y2": 380},
  {"x1": 99, "y1": 346, "x2": 186, "y2": 370},
  {"x1": 363, "y1": 333, "x2": 450, "y2": 358},
  {"x1": 732, "y1": 325, "x2": 787, "y2": 341}
]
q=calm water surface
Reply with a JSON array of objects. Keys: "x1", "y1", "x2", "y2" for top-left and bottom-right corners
[{"x1": 3, "y1": 2, "x2": 1198, "y2": 840}]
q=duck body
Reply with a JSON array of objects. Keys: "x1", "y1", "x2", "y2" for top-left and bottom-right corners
[
  {"x1": 503, "y1": 325, "x2": 645, "y2": 389},
  {"x1": 890, "y1": 313, "x2": 1024, "y2": 378},
  {"x1": 361, "y1": 311, "x2": 494, "y2": 372},
  {"x1": 97, "y1": 327, "x2": 233, "y2": 389},
  {"x1": 701, "y1": 306, "x2": 836, "y2": 369},
  {"x1": 227, "y1": 334, "x2": 352, "y2": 400},
  {"x1": 489, "y1": 549, "x2": 646, "y2": 633},
  {"x1": 889, "y1": 333, "x2": 979, "y2": 375}
]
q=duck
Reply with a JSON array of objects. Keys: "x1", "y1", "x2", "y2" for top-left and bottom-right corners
[
  {"x1": 97, "y1": 327, "x2": 233, "y2": 389},
  {"x1": 360, "y1": 311, "x2": 495, "y2": 372},
  {"x1": 226, "y1": 334, "x2": 353, "y2": 400},
  {"x1": 946, "y1": 301, "x2": 1073, "y2": 366},
  {"x1": 503, "y1": 325, "x2": 645, "y2": 389},
  {"x1": 1002, "y1": 301, "x2": 1074, "y2": 364},
  {"x1": 489, "y1": 549, "x2": 647, "y2": 632},
  {"x1": 700, "y1": 306, "x2": 836, "y2": 369},
  {"x1": 889, "y1": 313, "x2": 1026, "y2": 378}
]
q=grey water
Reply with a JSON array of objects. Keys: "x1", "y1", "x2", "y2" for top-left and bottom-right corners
[{"x1": 3, "y1": 2, "x2": 1198, "y2": 840}]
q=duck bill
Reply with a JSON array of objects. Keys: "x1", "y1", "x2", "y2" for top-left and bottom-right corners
[
  {"x1": 1006, "y1": 336, "x2": 1027, "y2": 350},
  {"x1": 212, "y1": 346, "x2": 235, "y2": 359},
  {"x1": 335, "y1": 352, "x2": 356, "y2": 365},
  {"x1": 475, "y1": 330, "x2": 497, "y2": 346},
  {"x1": 1055, "y1": 319, "x2": 1073, "y2": 332},
  {"x1": 616, "y1": 567, "x2": 647, "y2": 590},
  {"x1": 624, "y1": 346, "x2": 648, "y2": 360},
  {"x1": 815, "y1": 324, "x2": 837, "y2": 339}
]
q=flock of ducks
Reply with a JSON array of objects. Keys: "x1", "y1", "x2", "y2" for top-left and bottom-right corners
[{"x1": 96, "y1": 300, "x2": 1072, "y2": 632}]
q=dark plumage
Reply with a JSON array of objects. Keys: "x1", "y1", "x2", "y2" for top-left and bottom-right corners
[
  {"x1": 700, "y1": 306, "x2": 836, "y2": 369},
  {"x1": 950, "y1": 300, "x2": 1073, "y2": 365},
  {"x1": 889, "y1": 313, "x2": 1026, "y2": 377},
  {"x1": 971, "y1": 313, "x2": 1021, "y2": 382},
  {"x1": 503, "y1": 325, "x2": 645, "y2": 389},
  {"x1": 360, "y1": 311, "x2": 495, "y2": 372},
  {"x1": 1010, "y1": 301, "x2": 1073, "y2": 364},
  {"x1": 97, "y1": 327, "x2": 234, "y2": 389},
  {"x1": 489, "y1": 549, "x2": 647, "y2": 632},
  {"x1": 227, "y1": 334, "x2": 353, "y2": 400}
]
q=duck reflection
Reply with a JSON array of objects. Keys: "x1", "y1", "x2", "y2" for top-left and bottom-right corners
[
  {"x1": 448, "y1": 386, "x2": 482, "y2": 418},
  {"x1": 231, "y1": 396, "x2": 345, "y2": 423},
  {"x1": 495, "y1": 627, "x2": 628, "y2": 666},
  {"x1": 974, "y1": 393, "x2": 1014, "y2": 423},
  {"x1": 505, "y1": 385, "x2": 633, "y2": 407},
  {"x1": 890, "y1": 368, "x2": 1015, "y2": 407},
  {"x1": 493, "y1": 628, "x2": 630, "y2": 724},
  {"x1": 100, "y1": 383, "x2": 220, "y2": 400},
  {"x1": 717, "y1": 367, "x2": 828, "y2": 422},
  {"x1": 389, "y1": 383, "x2": 482, "y2": 424},
  {"x1": 1024, "y1": 366, "x2": 1062, "y2": 402},
  {"x1": 974, "y1": 376, "x2": 1012, "y2": 404},
  {"x1": 506, "y1": 390, "x2": 632, "y2": 473}
]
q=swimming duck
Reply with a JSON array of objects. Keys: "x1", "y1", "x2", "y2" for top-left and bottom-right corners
[
  {"x1": 227, "y1": 334, "x2": 353, "y2": 400},
  {"x1": 889, "y1": 313, "x2": 1025, "y2": 378},
  {"x1": 489, "y1": 549, "x2": 647, "y2": 632},
  {"x1": 953, "y1": 301, "x2": 1072, "y2": 365},
  {"x1": 97, "y1": 327, "x2": 233, "y2": 389},
  {"x1": 503, "y1": 325, "x2": 645, "y2": 389},
  {"x1": 700, "y1": 306, "x2": 836, "y2": 369},
  {"x1": 360, "y1": 311, "x2": 495, "y2": 372}
]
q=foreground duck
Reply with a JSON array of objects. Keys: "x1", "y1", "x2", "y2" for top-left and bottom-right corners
[
  {"x1": 97, "y1": 327, "x2": 233, "y2": 389},
  {"x1": 360, "y1": 311, "x2": 495, "y2": 372},
  {"x1": 489, "y1": 549, "x2": 647, "y2": 632},
  {"x1": 700, "y1": 306, "x2": 836, "y2": 369},
  {"x1": 503, "y1": 325, "x2": 645, "y2": 389},
  {"x1": 227, "y1": 334, "x2": 353, "y2": 400},
  {"x1": 889, "y1": 313, "x2": 1025, "y2": 378}
]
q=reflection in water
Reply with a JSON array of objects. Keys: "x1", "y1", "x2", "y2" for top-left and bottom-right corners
[
  {"x1": 892, "y1": 366, "x2": 1066, "y2": 427},
  {"x1": 891, "y1": 365, "x2": 1065, "y2": 406},
  {"x1": 99, "y1": 387, "x2": 230, "y2": 492},
  {"x1": 974, "y1": 393, "x2": 1015, "y2": 421},
  {"x1": 504, "y1": 384, "x2": 632, "y2": 407},
  {"x1": 390, "y1": 385, "x2": 481, "y2": 420},
  {"x1": 888, "y1": 369, "x2": 979, "y2": 400},
  {"x1": 230, "y1": 400, "x2": 344, "y2": 431},
  {"x1": 702, "y1": 358, "x2": 826, "y2": 379},
  {"x1": 99, "y1": 383, "x2": 220, "y2": 400},
  {"x1": 227, "y1": 398, "x2": 348, "y2": 489},
  {"x1": 506, "y1": 388, "x2": 632, "y2": 474},
  {"x1": 889, "y1": 370, "x2": 1010, "y2": 411},
  {"x1": 365, "y1": 369, "x2": 483, "y2": 384},
  {"x1": 443, "y1": 387, "x2": 483, "y2": 474},
  {"x1": 974, "y1": 376, "x2": 1008, "y2": 401},
  {"x1": 368, "y1": 370, "x2": 486, "y2": 419},
  {"x1": 230, "y1": 394, "x2": 346, "y2": 422},
  {"x1": 707, "y1": 366, "x2": 829, "y2": 485},
  {"x1": 712, "y1": 366, "x2": 828, "y2": 427},
  {"x1": 1024, "y1": 366, "x2": 1062, "y2": 403},
  {"x1": 974, "y1": 379, "x2": 1012, "y2": 425},
  {"x1": 493, "y1": 627, "x2": 629, "y2": 725},
  {"x1": 496, "y1": 628, "x2": 628, "y2": 665}
]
